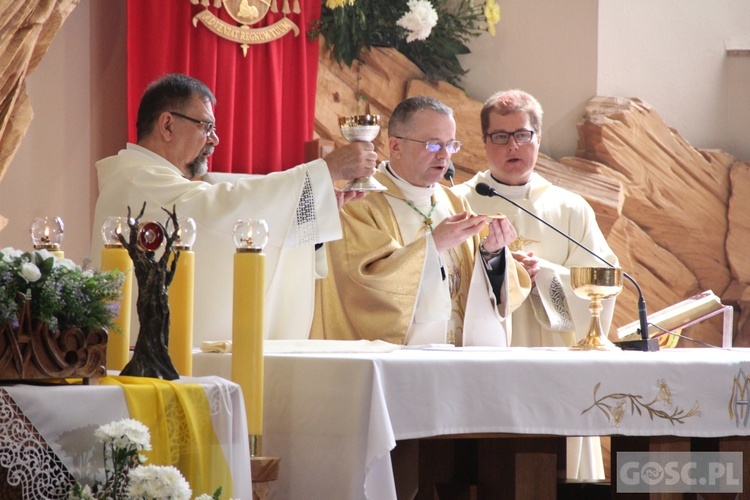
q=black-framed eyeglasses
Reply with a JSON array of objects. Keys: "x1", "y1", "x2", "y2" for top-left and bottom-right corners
[
  {"x1": 170, "y1": 111, "x2": 217, "y2": 137},
  {"x1": 486, "y1": 129, "x2": 535, "y2": 146},
  {"x1": 394, "y1": 136, "x2": 461, "y2": 154}
]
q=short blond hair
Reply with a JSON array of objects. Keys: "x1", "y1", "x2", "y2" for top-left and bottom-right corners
[{"x1": 480, "y1": 89, "x2": 543, "y2": 137}]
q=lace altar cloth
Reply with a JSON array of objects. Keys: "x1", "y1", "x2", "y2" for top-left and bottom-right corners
[
  {"x1": 0, "y1": 390, "x2": 75, "y2": 498},
  {"x1": 0, "y1": 375, "x2": 251, "y2": 499}
]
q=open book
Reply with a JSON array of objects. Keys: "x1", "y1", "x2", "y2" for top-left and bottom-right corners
[{"x1": 616, "y1": 290, "x2": 732, "y2": 348}]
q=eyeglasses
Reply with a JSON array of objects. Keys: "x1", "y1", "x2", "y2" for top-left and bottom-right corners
[
  {"x1": 486, "y1": 129, "x2": 535, "y2": 146},
  {"x1": 394, "y1": 136, "x2": 461, "y2": 154},
  {"x1": 170, "y1": 111, "x2": 217, "y2": 137}
]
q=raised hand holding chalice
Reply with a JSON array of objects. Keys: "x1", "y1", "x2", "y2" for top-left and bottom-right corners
[{"x1": 339, "y1": 114, "x2": 387, "y2": 192}]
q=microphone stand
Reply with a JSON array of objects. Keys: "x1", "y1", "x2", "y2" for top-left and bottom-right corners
[
  {"x1": 444, "y1": 162, "x2": 455, "y2": 187},
  {"x1": 475, "y1": 183, "x2": 659, "y2": 351}
]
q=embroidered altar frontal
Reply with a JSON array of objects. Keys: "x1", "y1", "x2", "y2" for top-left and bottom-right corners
[{"x1": 257, "y1": 345, "x2": 750, "y2": 499}]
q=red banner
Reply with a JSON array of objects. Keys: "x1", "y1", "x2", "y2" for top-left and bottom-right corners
[{"x1": 126, "y1": 0, "x2": 321, "y2": 174}]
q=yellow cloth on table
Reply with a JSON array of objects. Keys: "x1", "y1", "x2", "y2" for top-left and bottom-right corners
[{"x1": 101, "y1": 375, "x2": 233, "y2": 498}]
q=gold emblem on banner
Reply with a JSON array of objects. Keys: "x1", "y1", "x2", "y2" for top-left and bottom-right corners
[{"x1": 190, "y1": 0, "x2": 300, "y2": 56}]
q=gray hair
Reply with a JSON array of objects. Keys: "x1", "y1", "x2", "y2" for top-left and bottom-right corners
[{"x1": 388, "y1": 96, "x2": 454, "y2": 136}]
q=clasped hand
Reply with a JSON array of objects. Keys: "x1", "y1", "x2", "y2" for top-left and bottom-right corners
[{"x1": 432, "y1": 212, "x2": 516, "y2": 254}]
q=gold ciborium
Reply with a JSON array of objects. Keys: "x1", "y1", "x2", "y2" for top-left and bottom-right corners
[
  {"x1": 569, "y1": 267, "x2": 623, "y2": 351},
  {"x1": 339, "y1": 114, "x2": 387, "y2": 192}
]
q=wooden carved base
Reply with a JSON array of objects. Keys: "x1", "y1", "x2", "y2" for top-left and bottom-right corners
[
  {"x1": 0, "y1": 300, "x2": 107, "y2": 382},
  {"x1": 251, "y1": 456, "x2": 280, "y2": 500}
]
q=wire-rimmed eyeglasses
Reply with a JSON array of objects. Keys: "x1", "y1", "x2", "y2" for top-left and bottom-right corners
[
  {"x1": 170, "y1": 111, "x2": 217, "y2": 137},
  {"x1": 486, "y1": 129, "x2": 535, "y2": 146},
  {"x1": 394, "y1": 136, "x2": 461, "y2": 154}
]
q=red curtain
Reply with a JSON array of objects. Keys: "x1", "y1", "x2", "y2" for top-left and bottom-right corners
[{"x1": 126, "y1": 0, "x2": 321, "y2": 174}]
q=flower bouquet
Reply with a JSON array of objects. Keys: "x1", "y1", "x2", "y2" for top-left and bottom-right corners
[
  {"x1": 0, "y1": 247, "x2": 123, "y2": 381},
  {"x1": 310, "y1": 0, "x2": 501, "y2": 85},
  {"x1": 69, "y1": 418, "x2": 221, "y2": 500}
]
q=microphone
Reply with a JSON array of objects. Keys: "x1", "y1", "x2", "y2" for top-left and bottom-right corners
[
  {"x1": 475, "y1": 182, "x2": 658, "y2": 352},
  {"x1": 444, "y1": 162, "x2": 455, "y2": 187}
]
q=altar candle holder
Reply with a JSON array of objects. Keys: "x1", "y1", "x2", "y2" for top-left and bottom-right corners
[
  {"x1": 30, "y1": 216, "x2": 64, "y2": 258},
  {"x1": 168, "y1": 217, "x2": 196, "y2": 376},
  {"x1": 232, "y1": 218, "x2": 268, "y2": 457},
  {"x1": 100, "y1": 216, "x2": 133, "y2": 371}
]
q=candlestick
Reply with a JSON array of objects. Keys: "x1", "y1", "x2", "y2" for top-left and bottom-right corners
[
  {"x1": 100, "y1": 216, "x2": 133, "y2": 371},
  {"x1": 168, "y1": 217, "x2": 196, "y2": 376},
  {"x1": 232, "y1": 218, "x2": 268, "y2": 456},
  {"x1": 30, "y1": 216, "x2": 64, "y2": 258}
]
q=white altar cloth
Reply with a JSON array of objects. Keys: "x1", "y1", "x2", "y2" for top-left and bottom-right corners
[
  {"x1": 0, "y1": 375, "x2": 251, "y2": 499},
  {"x1": 240, "y1": 345, "x2": 750, "y2": 500}
]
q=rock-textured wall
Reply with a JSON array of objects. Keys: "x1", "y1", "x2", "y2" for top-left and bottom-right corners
[
  {"x1": 0, "y1": 1, "x2": 79, "y2": 231},
  {"x1": 316, "y1": 43, "x2": 748, "y2": 347}
]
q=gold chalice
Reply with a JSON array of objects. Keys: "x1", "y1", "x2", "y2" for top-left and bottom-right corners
[
  {"x1": 339, "y1": 114, "x2": 387, "y2": 192},
  {"x1": 569, "y1": 267, "x2": 623, "y2": 351}
]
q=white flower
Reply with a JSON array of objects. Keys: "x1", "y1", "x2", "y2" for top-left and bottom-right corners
[
  {"x1": 126, "y1": 465, "x2": 192, "y2": 500},
  {"x1": 68, "y1": 484, "x2": 95, "y2": 500},
  {"x1": 53, "y1": 257, "x2": 78, "y2": 271},
  {"x1": 1, "y1": 247, "x2": 23, "y2": 262},
  {"x1": 94, "y1": 418, "x2": 152, "y2": 451},
  {"x1": 33, "y1": 249, "x2": 56, "y2": 262},
  {"x1": 397, "y1": 0, "x2": 439, "y2": 42},
  {"x1": 20, "y1": 262, "x2": 42, "y2": 282},
  {"x1": 194, "y1": 495, "x2": 214, "y2": 500}
]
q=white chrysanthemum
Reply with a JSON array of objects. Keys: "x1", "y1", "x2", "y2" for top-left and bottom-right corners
[
  {"x1": 397, "y1": 0, "x2": 439, "y2": 42},
  {"x1": 94, "y1": 418, "x2": 152, "y2": 451},
  {"x1": 20, "y1": 262, "x2": 42, "y2": 282},
  {"x1": 126, "y1": 465, "x2": 192, "y2": 500},
  {"x1": 194, "y1": 495, "x2": 214, "y2": 500}
]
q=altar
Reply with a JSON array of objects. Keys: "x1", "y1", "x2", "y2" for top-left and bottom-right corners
[
  {"x1": 0, "y1": 375, "x2": 252, "y2": 499},
  {"x1": 195, "y1": 343, "x2": 750, "y2": 499}
]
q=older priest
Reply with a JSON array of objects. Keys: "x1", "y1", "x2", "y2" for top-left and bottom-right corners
[
  {"x1": 311, "y1": 97, "x2": 530, "y2": 346},
  {"x1": 90, "y1": 73, "x2": 377, "y2": 343}
]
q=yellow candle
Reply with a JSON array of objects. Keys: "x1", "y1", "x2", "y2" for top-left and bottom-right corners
[
  {"x1": 101, "y1": 246, "x2": 133, "y2": 371},
  {"x1": 231, "y1": 249, "x2": 265, "y2": 440},
  {"x1": 168, "y1": 249, "x2": 194, "y2": 376}
]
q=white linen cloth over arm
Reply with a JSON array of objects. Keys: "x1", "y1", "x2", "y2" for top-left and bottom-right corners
[{"x1": 90, "y1": 144, "x2": 341, "y2": 343}]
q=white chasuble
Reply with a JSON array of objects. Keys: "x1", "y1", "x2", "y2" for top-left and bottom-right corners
[
  {"x1": 91, "y1": 143, "x2": 341, "y2": 345},
  {"x1": 455, "y1": 170, "x2": 618, "y2": 348}
]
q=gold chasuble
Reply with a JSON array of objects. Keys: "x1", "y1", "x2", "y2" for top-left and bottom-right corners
[{"x1": 312, "y1": 167, "x2": 529, "y2": 345}]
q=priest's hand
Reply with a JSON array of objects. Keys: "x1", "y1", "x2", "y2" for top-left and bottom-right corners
[
  {"x1": 324, "y1": 142, "x2": 378, "y2": 181},
  {"x1": 335, "y1": 189, "x2": 367, "y2": 210},
  {"x1": 512, "y1": 251, "x2": 540, "y2": 284},
  {"x1": 432, "y1": 212, "x2": 487, "y2": 253},
  {"x1": 482, "y1": 217, "x2": 517, "y2": 253}
]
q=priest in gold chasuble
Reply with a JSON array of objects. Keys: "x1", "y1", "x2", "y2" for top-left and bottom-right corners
[{"x1": 311, "y1": 97, "x2": 530, "y2": 346}]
